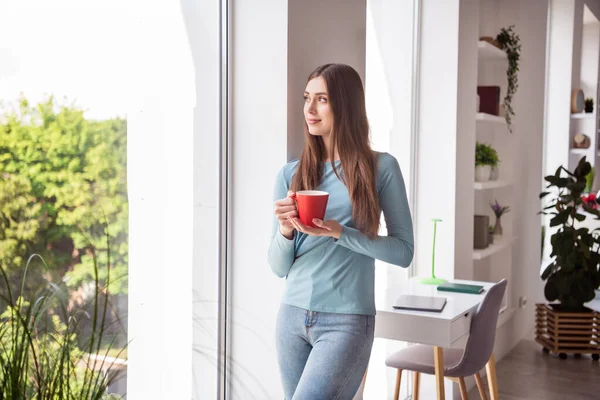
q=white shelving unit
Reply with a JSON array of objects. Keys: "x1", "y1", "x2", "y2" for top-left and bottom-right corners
[
  {"x1": 570, "y1": 148, "x2": 589, "y2": 155},
  {"x1": 473, "y1": 237, "x2": 515, "y2": 260},
  {"x1": 476, "y1": 112, "x2": 506, "y2": 124},
  {"x1": 477, "y1": 40, "x2": 507, "y2": 61},
  {"x1": 474, "y1": 180, "x2": 511, "y2": 190},
  {"x1": 571, "y1": 113, "x2": 595, "y2": 119},
  {"x1": 474, "y1": 37, "x2": 514, "y2": 323}
]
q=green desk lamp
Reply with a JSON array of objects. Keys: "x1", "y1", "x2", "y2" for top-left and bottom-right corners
[{"x1": 420, "y1": 218, "x2": 447, "y2": 285}]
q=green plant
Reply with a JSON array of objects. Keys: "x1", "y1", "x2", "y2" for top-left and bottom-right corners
[
  {"x1": 475, "y1": 141, "x2": 500, "y2": 167},
  {"x1": 0, "y1": 225, "x2": 126, "y2": 398},
  {"x1": 539, "y1": 156, "x2": 600, "y2": 312},
  {"x1": 0, "y1": 96, "x2": 129, "y2": 297},
  {"x1": 585, "y1": 168, "x2": 595, "y2": 193},
  {"x1": 585, "y1": 98, "x2": 594, "y2": 108},
  {"x1": 490, "y1": 199, "x2": 510, "y2": 218},
  {"x1": 496, "y1": 25, "x2": 521, "y2": 133}
]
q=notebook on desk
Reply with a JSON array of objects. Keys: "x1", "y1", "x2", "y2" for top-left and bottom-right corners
[
  {"x1": 437, "y1": 282, "x2": 485, "y2": 294},
  {"x1": 393, "y1": 294, "x2": 447, "y2": 312}
]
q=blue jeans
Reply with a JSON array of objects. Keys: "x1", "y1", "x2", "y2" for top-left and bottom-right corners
[{"x1": 275, "y1": 303, "x2": 375, "y2": 400}]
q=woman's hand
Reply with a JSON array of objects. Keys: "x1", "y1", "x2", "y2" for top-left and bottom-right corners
[
  {"x1": 287, "y1": 217, "x2": 343, "y2": 239},
  {"x1": 274, "y1": 191, "x2": 298, "y2": 239}
]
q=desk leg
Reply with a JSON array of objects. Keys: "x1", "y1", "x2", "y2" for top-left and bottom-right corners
[
  {"x1": 433, "y1": 346, "x2": 445, "y2": 400},
  {"x1": 485, "y1": 353, "x2": 499, "y2": 400}
]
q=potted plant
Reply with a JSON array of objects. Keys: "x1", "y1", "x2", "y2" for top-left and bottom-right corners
[
  {"x1": 490, "y1": 199, "x2": 510, "y2": 240},
  {"x1": 496, "y1": 25, "x2": 521, "y2": 133},
  {"x1": 0, "y1": 234, "x2": 126, "y2": 397},
  {"x1": 585, "y1": 98, "x2": 594, "y2": 113},
  {"x1": 537, "y1": 156, "x2": 600, "y2": 360},
  {"x1": 475, "y1": 141, "x2": 500, "y2": 182}
]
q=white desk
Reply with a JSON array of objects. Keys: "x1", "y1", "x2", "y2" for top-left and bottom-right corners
[{"x1": 373, "y1": 278, "x2": 498, "y2": 400}]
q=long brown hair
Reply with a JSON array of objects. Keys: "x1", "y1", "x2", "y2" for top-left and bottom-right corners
[{"x1": 291, "y1": 63, "x2": 380, "y2": 237}]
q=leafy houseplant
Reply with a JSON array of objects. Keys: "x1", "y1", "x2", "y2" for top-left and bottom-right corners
[
  {"x1": 539, "y1": 156, "x2": 600, "y2": 312},
  {"x1": 0, "y1": 230, "x2": 126, "y2": 398},
  {"x1": 585, "y1": 168, "x2": 595, "y2": 193},
  {"x1": 585, "y1": 98, "x2": 594, "y2": 113},
  {"x1": 496, "y1": 25, "x2": 521, "y2": 133},
  {"x1": 475, "y1": 141, "x2": 500, "y2": 182}
]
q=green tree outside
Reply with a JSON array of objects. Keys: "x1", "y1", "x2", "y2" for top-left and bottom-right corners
[{"x1": 0, "y1": 96, "x2": 128, "y2": 298}]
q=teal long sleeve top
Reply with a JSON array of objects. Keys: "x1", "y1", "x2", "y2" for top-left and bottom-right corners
[{"x1": 267, "y1": 152, "x2": 414, "y2": 315}]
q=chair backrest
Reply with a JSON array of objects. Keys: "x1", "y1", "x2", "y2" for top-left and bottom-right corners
[{"x1": 452, "y1": 279, "x2": 508, "y2": 376}]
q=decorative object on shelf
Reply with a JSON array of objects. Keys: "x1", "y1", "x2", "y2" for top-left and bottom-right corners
[
  {"x1": 571, "y1": 88, "x2": 585, "y2": 113},
  {"x1": 585, "y1": 97, "x2": 594, "y2": 113},
  {"x1": 573, "y1": 133, "x2": 590, "y2": 149},
  {"x1": 539, "y1": 156, "x2": 600, "y2": 313},
  {"x1": 473, "y1": 215, "x2": 490, "y2": 249},
  {"x1": 420, "y1": 218, "x2": 447, "y2": 285},
  {"x1": 490, "y1": 199, "x2": 510, "y2": 240},
  {"x1": 479, "y1": 36, "x2": 502, "y2": 49},
  {"x1": 585, "y1": 168, "x2": 595, "y2": 193},
  {"x1": 475, "y1": 141, "x2": 500, "y2": 182},
  {"x1": 488, "y1": 225, "x2": 495, "y2": 245},
  {"x1": 496, "y1": 25, "x2": 521, "y2": 133},
  {"x1": 477, "y1": 86, "x2": 501, "y2": 115}
]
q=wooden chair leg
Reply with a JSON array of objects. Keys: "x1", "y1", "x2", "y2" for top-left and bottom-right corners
[
  {"x1": 413, "y1": 371, "x2": 420, "y2": 400},
  {"x1": 458, "y1": 377, "x2": 468, "y2": 400},
  {"x1": 485, "y1": 353, "x2": 499, "y2": 400},
  {"x1": 393, "y1": 369, "x2": 402, "y2": 400},
  {"x1": 474, "y1": 372, "x2": 488, "y2": 400}
]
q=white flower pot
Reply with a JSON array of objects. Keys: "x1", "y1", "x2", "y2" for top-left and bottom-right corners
[{"x1": 475, "y1": 165, "x2": 491, "y2": 182}]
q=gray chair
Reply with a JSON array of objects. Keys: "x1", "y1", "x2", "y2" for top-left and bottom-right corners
[{"x1": 385, "y1": 279, "x2": 507, "y2": 400}]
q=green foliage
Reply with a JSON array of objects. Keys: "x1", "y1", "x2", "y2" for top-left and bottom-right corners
[
  {"x1": 0, "y1": 96, "x2": 128, "y2": 295},
  {"x1": 585, "y1": 98, "x2": 594, "y2": 107},
  {"x1": 539, "y1": 156, "x2": 600, "y2": 312},
  {"x1": 475, "y1": 141, "x2": 500, "y2": 167},
  {"x1": 496, "y1": 25, "x2": 521, "y2": 134},
  {"x1": 0, "y1": 249, "x2": 125, "y2": 399},
  {"x1": 585, "y1": 168, "x2": 595, "y2": 193}
]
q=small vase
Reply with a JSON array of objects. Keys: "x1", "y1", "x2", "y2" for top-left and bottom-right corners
[
  {"x1": 475, "y1": 165, "x2": 491, "y2": 182},
  {"x1": 493, "y1": 216, "x2": 503, "y2": 240}
]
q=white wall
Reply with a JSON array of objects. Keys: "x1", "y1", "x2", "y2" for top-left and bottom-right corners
[
  {"x1": 230, "y1": 1, "x2": 366, "y2": 398},
  {"x1": 127, "y1": 2, "x2": 196, "y2": 398},
  {"x1": 288, "y1": 0, "x2": 367, "y2": 161},
  {"x1": 494, "y1": 0, "x2": 549, "y2": 357},
  {"x1": 415, "y1": 0, "x2": 460, "y2": 287},
  {"x1": 543, "y1": 0, "x2": 577, "y2": 262}
]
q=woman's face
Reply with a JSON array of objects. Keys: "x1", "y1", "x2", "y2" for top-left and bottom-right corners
[{"x1": 304, "y1": 76, "x2": 333, "y2": 138}]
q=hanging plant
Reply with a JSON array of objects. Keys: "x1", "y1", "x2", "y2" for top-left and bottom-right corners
[{"x1": 496, "y1": 25, "x2": 521, "y2": 133}]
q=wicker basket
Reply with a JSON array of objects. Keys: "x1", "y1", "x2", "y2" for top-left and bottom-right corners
[{"x1": 535, "y1": 303, "x2": 600, "y2": 360}]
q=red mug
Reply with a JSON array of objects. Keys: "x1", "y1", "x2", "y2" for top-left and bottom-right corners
[{"x1": 290, "y1": 190, "x2": 329, "y2": 228}]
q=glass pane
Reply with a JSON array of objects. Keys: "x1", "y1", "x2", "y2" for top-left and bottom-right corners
[{"x1": 0, "y1": 1, "x2": 129, "y2": 397}]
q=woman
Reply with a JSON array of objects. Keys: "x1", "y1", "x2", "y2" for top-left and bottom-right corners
[{"x1": 268, "y1": 63, "x2": 414, "y2": 400}]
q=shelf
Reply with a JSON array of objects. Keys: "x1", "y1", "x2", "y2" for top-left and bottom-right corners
[
  {"x1": 473, "y1": 237, "x2": 515, "y2": 260},
  {"x1": 570, "y1": 148, "x2": 590, "y2": 155},
  {"x1": 571, "y1": 113, "x2": 595, "y2": 119},
  {"x1": 474, "y1": 180, "x2": 511, "y2": 190},
  {"x1": 497, "y1": 307, "x2": 517, "y2": 328},
  {"x1": 476, "y1": 113, "x2": 506, "y2": 124},
  {"x1": 477, "y1": 41, "x2": 507, "y2": 61}
]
